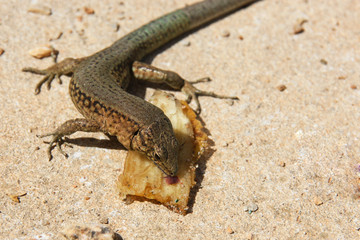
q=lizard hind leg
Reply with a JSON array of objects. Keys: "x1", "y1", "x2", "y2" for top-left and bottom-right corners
[
  {"x1": 181, "y1": 80, "x2": 239, "y2": 114},
  {"x1": 22, "y1": 57, "x2": 86, "y2": 95},
  {"x1": 132, "y1": 61, "x2": 239, "y2": 114}
]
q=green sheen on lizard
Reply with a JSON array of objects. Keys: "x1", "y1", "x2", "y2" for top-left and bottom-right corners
[{"x1": 23, "y1": 0, "x2": 258, "y2": 176}]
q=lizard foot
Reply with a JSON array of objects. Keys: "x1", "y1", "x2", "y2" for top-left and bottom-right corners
[
  {"x1": 22, "y1": 57, "x2": 84, "y2": 95},
  {"x1": 37, "y1": 132, "x2": 70, "y2": 161},
  {"x1": 181, "y1": 78, "x2": 239, "y2": 114},
  {"x1": 36, "y1": 118, "x2": 101, "y2": 160}
]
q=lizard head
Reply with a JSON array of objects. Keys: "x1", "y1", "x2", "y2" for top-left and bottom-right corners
[{"x1": 131, "y1": 116, "x2": 179, "y2": 176}]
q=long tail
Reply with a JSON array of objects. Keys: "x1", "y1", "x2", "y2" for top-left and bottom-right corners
[
  {"x1": 185, "y1": 0, "x2": 259, "y2": 29},
  {"x1": 113, "y1": 0, "x2": 259, "y2": 59}
]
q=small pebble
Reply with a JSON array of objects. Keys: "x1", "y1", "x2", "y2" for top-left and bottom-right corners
[
  {"x1": 84, "y1": 7, "x2": 95, "y2": 15},
  {"x1": 245, "y1": 233, "x2": 255, "y2": 240},
  {"x1": 77, "y1": 16, "x2": 83, "y2": 22},
  {"x1": 277, "y1": 84, "x2": 287, "y2": 92},
  {"x1": 0, "y1": 48, "x2": 4, "y2": 56},
  {"x1": 28, "y1": 5, "x2": 52, "y2": 15},
  {"x1": 244, "y1": 203, "x2": 258, "y2": 213},
  {"x1": 222, "y1": 139, "x2": 235, "y2": 147},
  {"x1": 293, "y1": 18, "x2": 308, "y2": 34},
  {"x1": 8, "y1": 195, "x2": 20, "y2": 203},
  {"x1": 49, "y1": 32, "x2": 63, "y2": 41},
  {"x1": 351, "y1": 85, "x2": 357, "y2": 90},
  {"x1": 226, "y1": 226, "x2": 234, "y2": 234},
  {"x1": 100, "y1": 217, "x2": 109, "y2": 224},
  {"x1": 314, "y1": 196, "x2": 323, "y2": 206},
  {"x1": 182, "y1": 40, "x2": 191, "y2": 47},
  {"x1": 62, "y1": 224, "x2": 118, "y2": 240},
  {"x1": 8, "y1": 192, "x2": 27, "y2": 203},
  {"x1": 42, "y1": 221, "x2": 50, "y2": 226},
  {"x1": 320, "y1": 59, "x2": 328, "y2": 65},
  {"x1": 221, "y1": 30, "x2": 230, "y2": 38},
  {"x1": 28, "y1": 45, "x2": 56, "y2": 59},
  {"x1": 112, "y1": 23, "x2": 120, "y2": 32},
  {"x1": 278, "y1": 161, "x2": 286, "y2": 167}
]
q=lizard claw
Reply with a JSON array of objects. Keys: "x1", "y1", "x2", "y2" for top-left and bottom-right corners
[
  {"x1": 181, "y1": 79, "x2": 239, "y2": 114},
  {"x1": 37, "y1": 132, "x2": 68, "y2": 161},
  {"x1": 23, "y1": 65, "x2": 66, "y2": 94},
  {"x1": 188, "y1": 77, "x2": 211, "y2": 84},
  {"x1": 23, "y1": 57, "x2": 85, "y2": 94},
  {"x1": 23, "y1": 66, "x2": 64, "y2": 94}
]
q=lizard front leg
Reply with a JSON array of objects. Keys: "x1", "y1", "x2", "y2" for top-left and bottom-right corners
[
  {"x1": 37, "y1": 118, "x2": 102, "y2": 160},
  {"x1": 132, "y1": 61, "x2": 238, "y2": 114}
]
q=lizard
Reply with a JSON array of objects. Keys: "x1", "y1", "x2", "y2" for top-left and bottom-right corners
[{"x1": 23, "y1": 0, "x2": 258, "y2": 177}]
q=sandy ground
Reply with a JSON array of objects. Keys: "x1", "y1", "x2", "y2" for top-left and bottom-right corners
[{"x1": 1, "y1": 0, "x2": 360, "y2": 239}]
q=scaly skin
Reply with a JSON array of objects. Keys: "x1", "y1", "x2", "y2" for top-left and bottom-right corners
[{"x1": 23, "y1": 0, "x2": 258, "y2": 176}]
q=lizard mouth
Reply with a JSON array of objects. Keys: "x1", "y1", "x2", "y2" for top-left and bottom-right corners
[{"x1": 147, "y1": 153, "x2": 176, "y2": 177}]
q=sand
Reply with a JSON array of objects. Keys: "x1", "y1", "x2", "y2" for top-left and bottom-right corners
[{"x1": 1, "y1": 0, "x2": 360, "y2": 239}]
